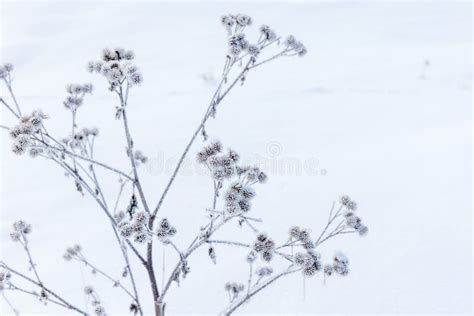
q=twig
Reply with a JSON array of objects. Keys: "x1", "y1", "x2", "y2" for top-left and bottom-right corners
[
  {"x1": 1, "y1": 291, "x2": 19, "y2": 315},
  {"x1": 223, "y1": 266, "x2": 302, "y2": 315},
  {"x1": 0, "y1": 262, "x2": 88, "y2": 315}
]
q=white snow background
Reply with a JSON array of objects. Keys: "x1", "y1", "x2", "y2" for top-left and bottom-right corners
[{"x1": 0, "y1": 1, "x2": 472, "y2": 315}]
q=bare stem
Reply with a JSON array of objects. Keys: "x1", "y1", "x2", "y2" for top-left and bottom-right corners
[
  {"x1": 224, "y1": 266, "x2": 302, "y2": 315},
  {"x1": 1, "y1": 291, "x2": 19, "y2": 315},
  {"x1": 0, "y1": 262, "x2": 88, "y2": 315},
  {"x1": 3, "y1": 78, "x2": 22, "y2": 116},
  {"x1": 152, "y1": 58, "x2": 254, "y2": 219}
]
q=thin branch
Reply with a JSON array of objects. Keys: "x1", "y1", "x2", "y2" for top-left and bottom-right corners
[
  {"x1": 3, "y1": 78, "x2": 22, "y2": 116},
  {"x1": 7, "y1": 283, "x2": 70, "y2": 310},
  {"x1": 223, "y1": 266, "x2": 302, "y2": 315},
  {"x1": 50, "y1": 155, "x2": 147, "y2": 265},
  {"x1": 0, "y1": 97, "x2": 19, "y2": 118},
  {"x1": 73, "y1": 256, "x2": 136, "y2": 301},
  {"x1": 1, "y1": 291, "x2": 19, "y2": 315},
  {"x1": 0, "y1": 262, "x2": 87, "y2": 315},
  {"x1": 41, "y1": 141, "x2": 133, "y2": 181}
]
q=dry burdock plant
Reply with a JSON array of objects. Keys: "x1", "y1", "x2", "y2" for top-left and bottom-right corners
[{"x1": 0, "y1": 14, "x2": 368, "y2": 316}]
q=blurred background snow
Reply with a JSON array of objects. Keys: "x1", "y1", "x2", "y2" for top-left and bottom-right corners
[{"x1": 0, "y1": 1, "x2": 472, "y2": 315}]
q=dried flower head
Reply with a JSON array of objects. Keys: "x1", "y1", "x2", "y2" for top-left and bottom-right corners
[
  {"x1": 285, "y1": 35, "x2": 307, "y2": 56},
  {"x1": 221, "y1": 15, "x2": 235, "y2": 29},
  {"x1": 246, "y1": 251, "x2": 257, "y2": 263},
  {"x1": 13, "y1": 219, "x2": 32, "y2": 235},
  {"x1": 260, "y1": 25, "x2": 277, "y2": 41},
  {"x1": 0, "y1": 63, "x2": 13, "y2": 79},
  {"x1": 235, "y1": 14, "x2": 252, "y2": 26},
  {"x1": 156, "y1": 218, "x2": 177, "y2": 240},
  {"x1": 63, "y1": 84, "x2": 93, "y2": 111},
  {"x1": 294, "y1": 251, "x2": 322, "y2": 277},
  {"x1": 0, "y1": 270, "x2": 12, "y2": 288},
  {"x1": 253, "y1": 234, "x2": 275, "y2": 262},
  {"x1": 117, "y1": 211, "x2": 151, "y2": 244},
  {"x1": 89, "y1": 48, "x2": 142, "y2": 91},
  {"x1": 84, "y1": 286, "x2": 94, "y2": 295},
  {"x1": 255, "y1": 266, "x2": 273, "y2": 277}
]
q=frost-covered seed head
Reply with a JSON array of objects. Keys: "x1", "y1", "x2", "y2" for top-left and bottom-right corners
[
  {"x1": 134, "y1": 232, "x2": 149, "y2": 244},
  {"x1": 257, "y1": 171, "x2": 268, "y2": 183},
  {"x1": 133, "y1": 211, "x2": 148, "y2": 223},
  {"x1": 340, "y1": 195, "x2": 351, "y2": 206},
  {"x1": 221, "y1": 15, "x2": 235, "y2": 28},
  {"x1": 247, "y1": 44, "x2": 260, "y2": 56},
  {"x1": 357, "y1": 225, "x2": 369, "y2": 236},
  {"x1": 235, "y1": 14, "x2": 252, "y2": 26},
  {"x1": 13, "y1": 220, "x2": 31, "y2": 234},
  {"x1": 303, "y1": 265, "x2": 317, "y2": 277},
  {"x1": 124, "y1": 50, "x2": 135, "y2": 60},
  {"x1": 12, "y1": 134, "x2": 32, "y2": 154},
  {"x1": 156, "y1": 218, "x2": 177, "y2": 240},
  {"x1": 227, "y1": 149, "x2": 239, "y2": 162},
  {"x1": 10, "y1": 232, "x2": 21, "y2": 242},
  {"x1": 285, "y1": 35, "x2": 297, "y2": 46},
  {"x1": 94, "y1": 305, "x2": 106, "y2": 316},
  {"x1": 256, "y1": 266, "x2": 273, "y2": 277},
  {"x1": 260, "y1": 25, "x2": 277, "y2": 41},
  {"x1": 84, "y1": 286, "x2": 94, "y2": 295},
  {"x1": 334, "y1": 251, "x2": 348, "y2": 265},
  {"x1": 128, "y1": 72, "x2": 143, "y2": 86},
  {"x1": 90, "y1": 127, "x2": 99, "y2": 136},
  {"x1": 289, "y1": 226, "x2": 301, "y2": 238},
  {"x1": 117, "y1": 222, "x2": 134, "y2": 238},
  {"x1": 324, "y1": 264, "x2": 334, "y2": 276},
  {"x1": 246, "y1": 251, "x2": 257, "y2": 263},
  {"x1": 229, "y1": 45, "x2": 241, "y2": 56},
  {"x1": 4, "y1": 63, "x2": 13, "y2": 72},
  {"x1": 347, "y1": 200, "x2": 357, "y2": 211},
  {"x1": 0, "y1": 270, "x2": 12, "y2": 283},
  {"x1": 346, "y1": 215, "x2": 361, "y2": 228}
]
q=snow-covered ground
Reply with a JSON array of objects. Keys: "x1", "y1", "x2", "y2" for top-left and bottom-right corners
[{"x1": 0, "y1": 1, "x2": 472, "y2": 315}]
